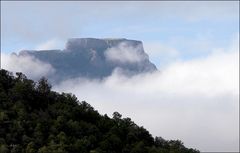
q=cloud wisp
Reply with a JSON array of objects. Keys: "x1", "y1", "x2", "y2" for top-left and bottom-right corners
[
  {"x1": 2, "y1": 53, "x2": 55, "y2": 81},
  {"x1": 35, "y1": 38, "x2": 64, "y2": 50},
  {"x1": 105, "y1": 42, "x2": 147, "y2": 64}
]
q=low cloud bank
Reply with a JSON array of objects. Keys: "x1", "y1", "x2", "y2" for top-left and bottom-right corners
[
  {"x1": 1, "y1": 37, "x2": 239, "y2": 152},
  {"x1": 54, "y1": 49, "x2": 239, "y2": 152}
]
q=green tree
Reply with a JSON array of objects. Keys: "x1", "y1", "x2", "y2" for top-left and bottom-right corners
[
  {"x1": 0, "y1": 144, "x2": 9, "y2": 153},
  {"x1": 131, "y1": 141, "x2": 147, "y2": 153},
  {"x1": 37, "y1": 77, "x2": 51, "y2": 93},
  {"x1": 26, "y1": 142, "x2": 36, "y2": 153}
]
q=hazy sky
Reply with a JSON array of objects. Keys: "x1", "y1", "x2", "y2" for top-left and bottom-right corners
[
  {"x1": 1, "y1": 1, "x2": 239, "y2": 68},
  {"x1": 1, "y1": 1, "x2": 239, "y2": 152}
]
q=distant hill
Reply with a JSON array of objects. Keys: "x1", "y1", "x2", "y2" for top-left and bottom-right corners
[
  {"x1": 18, "y1": 38, "x2": 157, "y2": 83},
  {"x1": 0, "y1": 69, "x2": 199, "y2": 153}
]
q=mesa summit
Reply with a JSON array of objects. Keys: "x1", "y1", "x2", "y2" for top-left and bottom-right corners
[{"x1": 16, "y1": 38, "x2": 157, "y2": 83}]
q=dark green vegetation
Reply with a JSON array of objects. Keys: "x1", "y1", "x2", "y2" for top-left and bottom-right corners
[{"x1": 0, "y1": 69, "x2": 199, "y2": 153}]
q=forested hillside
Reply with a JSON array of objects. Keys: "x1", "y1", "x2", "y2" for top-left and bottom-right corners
[{"x1": 0, "y1": 69, "x2": 199, "y2": 153}]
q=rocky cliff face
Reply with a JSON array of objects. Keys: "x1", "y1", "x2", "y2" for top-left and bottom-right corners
[{"x1": 18, "y1": 38, "x2": 157, "y2": 82}]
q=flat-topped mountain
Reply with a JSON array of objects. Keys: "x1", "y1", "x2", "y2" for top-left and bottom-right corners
[
  {"x1": 18, "y1": 38, "x2": 157, "y2": 82},
  {"x1": 65, "y1": 38, "x2": 142, "y2": 51}
]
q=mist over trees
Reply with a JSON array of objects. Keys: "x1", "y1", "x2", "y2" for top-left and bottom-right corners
[{"x1": 0, "y1": 69, "x2": 199, "y2": 153}]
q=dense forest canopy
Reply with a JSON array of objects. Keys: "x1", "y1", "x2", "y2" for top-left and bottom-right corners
[{"x1": 0, "y1": 69, "x2": 199, "y2": 153}]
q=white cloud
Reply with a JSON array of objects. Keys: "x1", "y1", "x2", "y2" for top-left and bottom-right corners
[
  {"x1": 104, "y1": 42, "x2": 147, "y2": 63},
  {"x1": 53, "y1": 39, "x2": 239, "y2": 152},
  {"x1": 2, "y1": 53, "x2": 55, "y2": 81}
]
